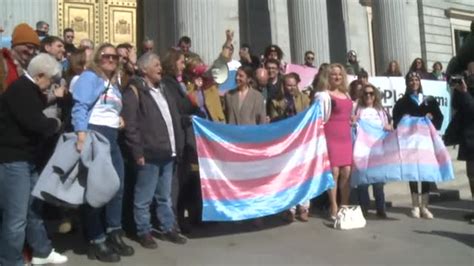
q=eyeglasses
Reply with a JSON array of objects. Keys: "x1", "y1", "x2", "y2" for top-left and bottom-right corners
[
  {"x1": 101, "y1": 53, "x2": 119, "y2": 61},
  {"x1": 364, "y1": 91, "x2": 374, "y2": 97}
]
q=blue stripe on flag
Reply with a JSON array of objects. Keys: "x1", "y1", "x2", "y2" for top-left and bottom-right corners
[
  {"x1": 352, "y1": 162, "x2": 455, "y2": 186},
  {"x1": 201, "y1": 170, "x2": 334, "y2": 221},
  {"x1": 192, "y1": 102, "x2": 321, "y2": 143},
  {"x1": 357, "y1": 119, "x2": 389, "y2": 139}
]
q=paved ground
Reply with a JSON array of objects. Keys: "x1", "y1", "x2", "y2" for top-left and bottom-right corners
[{"x1": 49, "y1": 148, "x2": 473, "y2": 266}]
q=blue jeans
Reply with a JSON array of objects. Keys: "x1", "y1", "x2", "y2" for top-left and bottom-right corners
[
  {"x1": 84, "y1": 125, "x2": 124, "y2": 242},
  {"x1": 134, "y1": 159, "x2": 176, "y2": 235},
  {"x1": 357, "y1": 183, "x2": 385, "y2": 213},
  {"x1": 0, "y1": 162, "x2": 52, "y2": 266}
]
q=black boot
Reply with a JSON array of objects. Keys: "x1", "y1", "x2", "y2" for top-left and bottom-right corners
[
  {"x1": 162, "y1": 229, "x2": 188, "y2": 244},
  {"x1": 106, "y1": 230, "x2": 135, "y2": 256},
  {"x1": 87, "y1": 241, "x2": 120, "y2": 262}
]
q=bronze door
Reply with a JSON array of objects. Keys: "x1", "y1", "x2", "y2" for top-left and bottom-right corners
[{"x1": 58, "y1": 0, "x2": 137, "y2": 47}]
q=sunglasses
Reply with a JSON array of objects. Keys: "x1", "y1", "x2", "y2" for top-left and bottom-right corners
[
  {"x1": 364, "y1": 91, "x2": 374, "y2": 97},
  {"x1": 101, "y1": 53, "x2": 119, "y2": 61}
]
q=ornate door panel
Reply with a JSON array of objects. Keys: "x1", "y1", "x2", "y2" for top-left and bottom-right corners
[
  {"x1": 58, "y1": 0, "x2": 137, "y2": 47},
  {"x1": 58, "y1": 0, "x2": 99, "y2": 47},
  {"x1": 104, "y1": 0, "x2": 137, "y2": 46}
]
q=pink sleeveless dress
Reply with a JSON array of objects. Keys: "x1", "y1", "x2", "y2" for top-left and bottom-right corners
[{"x1": 324, "y1": 95, "x2": 353, "y2": 167}]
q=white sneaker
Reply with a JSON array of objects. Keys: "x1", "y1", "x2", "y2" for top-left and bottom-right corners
[
  {"x1": 31, "y1": 249, "x2": 68, "y2": 265},
  {"x1": 411, "y1": 207, "x2": 420, "y2": 218},
  {"x1": 420, "y1": 207, "x2": 434, "y2": 219}
]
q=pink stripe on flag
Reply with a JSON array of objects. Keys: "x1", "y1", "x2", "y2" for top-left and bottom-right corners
[
  {"x1": 396, "y1": 125, "x2": 431, "y2": 136},
  {"x1": 201, "y1": 156, "x2": 330, "y2": 201},
  {"x1": 195, "y1": 119, "x2": 324, "y2": 162},
  {"x1": 355, "y1": 149, "x2": 452, "y2": 168}
]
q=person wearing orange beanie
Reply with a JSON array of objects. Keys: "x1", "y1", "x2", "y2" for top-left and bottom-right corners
[{"x1": 0, "y1": 23, "x2": 40, "y2": 93}]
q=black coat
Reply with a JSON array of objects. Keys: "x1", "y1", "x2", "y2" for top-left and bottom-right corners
[
  {"x1": 392, "y1": 94, "x2": 443, "y2": 130},
  {"x1": 0, "y1": 76, "x2": 60, "y2": 163},
  {"x1": 121, "y1": 77, "x2": 184, "y2": 162},
  {"x1": 452, "y1": 88, "x2": 474, "y2": 160},
  {"x1": 161, "y1": 75, "x2": 202, "y2": 151}
]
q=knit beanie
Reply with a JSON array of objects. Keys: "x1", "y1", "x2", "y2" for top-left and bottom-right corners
[{"x1": 12, "y1": 23, "x2": 40, "y2": 47}]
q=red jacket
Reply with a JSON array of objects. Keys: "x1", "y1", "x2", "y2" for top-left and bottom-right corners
[{"x1": 0, "y1": 48, "x2": 22, "y2": 93}]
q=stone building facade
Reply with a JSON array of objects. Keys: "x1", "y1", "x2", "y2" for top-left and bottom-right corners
[{"x1": 1, "y1": 0, "x2": 472, "y2": 75}]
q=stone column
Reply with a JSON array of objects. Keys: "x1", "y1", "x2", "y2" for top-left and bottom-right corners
[
  {"x1": 268, "y1": 0, "x2": 292, "y2": 62},
  {"x1": 175, "y1": 0, "x2": 239, "y2": 64},
  {"x1": 372, "y1": 0, "x2": 410, "y2": 74},
  {"x1": 287, "y1": 0, "x2": 331, "y2": 64}
]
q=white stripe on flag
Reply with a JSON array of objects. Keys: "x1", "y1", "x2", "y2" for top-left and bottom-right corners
[{"x1": 198, "y1": 136, "x2": 328, "y2": 181}]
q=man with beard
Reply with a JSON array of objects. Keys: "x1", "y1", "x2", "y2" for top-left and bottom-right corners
[{"x1": 0, "y1": 23, "x2": 40, "y2": 94}]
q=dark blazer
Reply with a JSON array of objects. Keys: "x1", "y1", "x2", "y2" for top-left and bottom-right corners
[
  {"x1": 161, "y1": 75, "x2": 199, "y2": 118},
  {"x1": 161, "y1": 75, "x2": 201, "y2": 150},
  {"x1": 121, "y1": 77, "x2": 184, "y2": 162},
  {"x1": 452, "y1": 88, "x2": 474, "y2": 160},
  {"x1": 0, "y1": 75, "x2": 60, "y2": 163},
  {"x1": 224, "y1": 87, "x2": 266, "y2": 125},
  {"x1": 392, "y1": 93, "x2": 443, "y2": 130}
]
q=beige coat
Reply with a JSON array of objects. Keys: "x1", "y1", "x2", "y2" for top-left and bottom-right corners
[
  {"x1": 224, "y1": 88, "x2": 266, "y2": 125},
  {"x1": 187, "y1": 82, "x2": 226, "y2": 123}
]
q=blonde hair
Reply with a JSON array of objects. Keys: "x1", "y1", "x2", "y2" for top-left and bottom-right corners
[
  {"x1": 328, "y1": 63, "x2": 348, "y2": 93},
  {"x1": 87, "y1": 43, "x2": 118, "y2": 82},
  {"x1": 314, "y1": 66, "x2": 330, "y2": 92}
]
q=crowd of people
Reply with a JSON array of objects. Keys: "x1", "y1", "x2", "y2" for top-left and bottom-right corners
[{"x1": 0, "y1": 21, "x2": 473, "y2": 266}]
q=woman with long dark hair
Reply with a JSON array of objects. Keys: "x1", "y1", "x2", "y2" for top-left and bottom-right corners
[
  {"x1": 384, "y1": 60, "x2": 403, "y2": 77},
  {"x1": 392, "y1": 72, "x2": 443, "y2": 219},
  {"x1": 408, "y1": 58, "x2": 431, "y2": 80},
  {"x1": 161, "y1": 48, "x2": 200, "y2": 235}
]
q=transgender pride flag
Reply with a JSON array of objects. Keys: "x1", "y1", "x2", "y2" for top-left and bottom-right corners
[
  {"x1": 192, "y1": 103, "x2": 335, "y2": 221},
  {"x1": 351, "y1": 116, "x2": 455, "y2": 187}
]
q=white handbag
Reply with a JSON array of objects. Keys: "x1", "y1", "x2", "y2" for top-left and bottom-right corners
[{"x1": 333, "y1": 205, "x2": 367, "y2": 230}]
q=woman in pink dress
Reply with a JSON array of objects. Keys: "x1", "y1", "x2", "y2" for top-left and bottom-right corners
[{"x1": 324, "y1": 63, "x2": 353, "y2": 219}]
